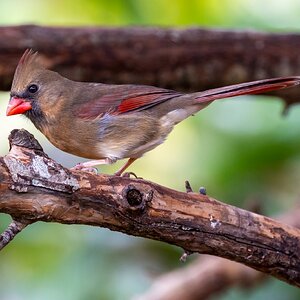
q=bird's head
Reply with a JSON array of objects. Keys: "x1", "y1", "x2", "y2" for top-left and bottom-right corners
[{"x1": 7, "y1": 49, "x2": 66, "y2": 123}]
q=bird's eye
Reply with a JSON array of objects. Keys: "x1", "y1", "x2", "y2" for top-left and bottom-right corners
[{"x1": 27, "y1": 84, "x2": 39, "y2": 94}]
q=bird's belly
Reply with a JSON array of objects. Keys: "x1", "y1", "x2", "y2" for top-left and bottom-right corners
[
  {"x1": 41, "y1": 122, "x2": 105, "y2": 160},
  {"x1": 123, "y1": 136, "x2": 167, "y2": 158},
  {"x1": 95, "y1": 113, "x2": 171, "y2": 161},
  {"x1": 50, "y1": 136, "x2": 105, "y2": 159},
  {"x1": 94, "y1": 136, "x2": 164, "y2": 161}
]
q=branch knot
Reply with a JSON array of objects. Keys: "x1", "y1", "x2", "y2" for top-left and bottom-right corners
[{"x1": 123, "y1": 184, "x2": 153, "y2": 213}]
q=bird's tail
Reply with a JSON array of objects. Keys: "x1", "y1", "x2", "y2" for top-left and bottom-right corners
[{"x1": 193, "y1": 77, "x2": 300, "y2": 103}]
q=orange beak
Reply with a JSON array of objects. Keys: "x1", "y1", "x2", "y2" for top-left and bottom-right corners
[{"x1": 6, "y1": 97, "x2": 32, "y2": 116}]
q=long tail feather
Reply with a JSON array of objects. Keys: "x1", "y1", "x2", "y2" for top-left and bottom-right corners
[{"x1": 195, "y1": 77, "x2": 300, "y2": 103}]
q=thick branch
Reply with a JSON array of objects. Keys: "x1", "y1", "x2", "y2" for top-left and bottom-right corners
[
  {"x1": 1, "y1": 26, "x2": 300, "y2": 105},
  {"x1": 0, "y1": 129, "x2": 300, "y2": 287},
  {"x1": 137, "y1": 207, "x2": 300, "y2": 300}
]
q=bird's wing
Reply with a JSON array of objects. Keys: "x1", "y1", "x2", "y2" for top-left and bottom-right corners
[
  {"x1": 74, "y1": 77, "x2": 300, "y2": 119},
  {"x1": 74, "y1": 85, "x2": 182, "y2": 119}
]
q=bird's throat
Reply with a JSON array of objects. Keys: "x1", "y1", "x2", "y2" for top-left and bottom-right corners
[{"x1": 25, "y1": 104, "x2": 48, "y2": 132}]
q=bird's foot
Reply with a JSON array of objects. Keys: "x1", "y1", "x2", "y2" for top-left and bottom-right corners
[
  {"x1": 114, "y1": 158, "x2": 138, "y2": 177},
  {"x1": 71, "y1": 163, "x2": 98, "y2": 174},
  {"x1": 119, "y1": 171, "x2": 142, "y2": 179}
]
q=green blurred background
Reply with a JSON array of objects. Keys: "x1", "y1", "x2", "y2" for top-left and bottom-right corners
[{"x1": 1, "y1": 0, "x2": 300, "y2": 299}]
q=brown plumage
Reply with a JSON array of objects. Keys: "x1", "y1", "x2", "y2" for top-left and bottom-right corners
[{"x1": 7, "y1": 49, "x2": 300, "y2": 175}]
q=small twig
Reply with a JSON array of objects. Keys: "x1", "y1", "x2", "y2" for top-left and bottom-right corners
[
  {"x1": 0, "y1": 220, "x2": 29, "y2": 250},
  {"x1": 185, "y1": 180, "x2": 193, "y2": 193}
]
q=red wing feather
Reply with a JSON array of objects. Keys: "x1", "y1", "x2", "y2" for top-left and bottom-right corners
[
  {"x1": 75, "y1": 87, "x2": 181, "y2": 119},
  {"x1": 115, "y1": 92, "x2": 180, "y2": 114},
  {"x1": 117, "y1": 94, "x2": 163, "y2": 114},
  {"x1": 75, "y1": 93, "x2": 123, "y2": 119}
]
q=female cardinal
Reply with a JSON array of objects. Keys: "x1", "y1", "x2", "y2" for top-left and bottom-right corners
[{"x1": 6, "y1": 49, "x2": 300, "y2": 175}]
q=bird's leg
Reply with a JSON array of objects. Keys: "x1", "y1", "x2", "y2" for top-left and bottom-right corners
[
  {"x1": 114, "y1": 158, "x2": 137, "y2": 176},
  {"x1": 72, "y1": 157, "x2": 137, "y2": 176},
  {"x1": 71, "y1": 158, "x2": 114, "y2": 174}
]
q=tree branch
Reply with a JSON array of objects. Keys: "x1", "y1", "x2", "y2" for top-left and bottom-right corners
[
  {"x1": 0, "y1": 219, "x2": 29, "y2": 250},
  {"x1": 0, "y1": 129, "x2": 299, "y2": 287},
  {"x1": 1, "y1": 26, "x2": 300, "y2": 105},
  {"x1": 136, "y1": 207, "x2": 300, "y2": 300}
]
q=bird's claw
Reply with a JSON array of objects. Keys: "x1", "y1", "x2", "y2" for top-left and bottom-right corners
[
  {"x1": 71, "y1": 163, "x2": 98, "y2": 174},
  {"x1": 118, "y1": 171, "x2": 142, "y2": 179}
]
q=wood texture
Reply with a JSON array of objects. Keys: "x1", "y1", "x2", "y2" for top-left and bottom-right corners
[
  {"x1": 0, "y1": 26, "x2": 300, "y2": 105},
  {"x1": 0, "y1": 129, "x2": 299, "y2": 287},
  {"x1": 138, "y1": 208, "x2": 300, "y2": 300}
]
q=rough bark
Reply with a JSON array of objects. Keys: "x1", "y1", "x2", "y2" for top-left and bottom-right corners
[
  {"x1": 0, "y1": 129, "x2": 300, "y2": 288},
  {"x1": 0, "y1": 26, "x2": 300, "y2": 105},
  {"x1": 137, "y1": 207, "x2": 300, "y2": 300}
]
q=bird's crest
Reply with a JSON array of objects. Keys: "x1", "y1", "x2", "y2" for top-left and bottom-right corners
[
  {"x1": 12, "y1": 49, "x2": 44, "y2": 93},
  {"x1": 19, "y1": 48, "x2": 38, "y2": 64},
  {"x1": 14, "y1": 49, "x2": 43, "y2": 76}
]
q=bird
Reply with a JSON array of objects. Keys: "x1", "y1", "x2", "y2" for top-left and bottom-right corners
[{"x1": 6, "y1": 49, "x2": 300, "y2": 175}]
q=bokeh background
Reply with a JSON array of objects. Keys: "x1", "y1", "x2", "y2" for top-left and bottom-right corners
[{"x1": 1, "y1": 0, "x2": 300, "y2": 299}]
